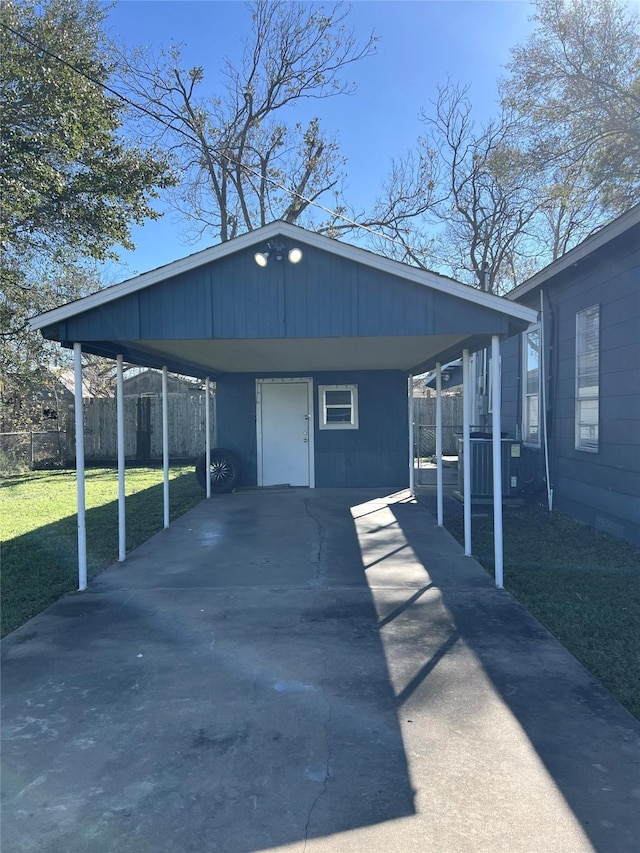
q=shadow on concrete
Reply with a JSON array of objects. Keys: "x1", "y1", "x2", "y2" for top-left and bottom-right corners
[{"x1": 386, "y1": 496, "x2": 640, "y2": 853}]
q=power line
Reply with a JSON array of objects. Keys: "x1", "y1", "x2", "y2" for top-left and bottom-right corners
[{"x1": 2, "y1": 20, "x2": 429, "y2": 259}]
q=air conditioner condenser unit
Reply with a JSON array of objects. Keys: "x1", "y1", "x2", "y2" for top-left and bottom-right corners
[{"x1": 458, "y1": 436, "x2": 521, "y2": 499}]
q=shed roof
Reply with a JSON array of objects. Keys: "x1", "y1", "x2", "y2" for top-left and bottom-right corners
[{"x1": 31, "y1": 221, "x2": 538, "y2": 377}]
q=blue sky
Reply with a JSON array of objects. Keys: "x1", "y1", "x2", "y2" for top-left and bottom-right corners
[{"x1": 105, "y1": 0, "x2": 535, "y2": 280}]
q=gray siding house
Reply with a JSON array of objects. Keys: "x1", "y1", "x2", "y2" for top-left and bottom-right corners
[{"x1": 501, "y1": 204, "x2": 640, "y2": 546}]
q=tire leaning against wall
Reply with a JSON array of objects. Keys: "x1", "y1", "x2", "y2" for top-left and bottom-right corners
[{"x1": 195, "y1": 448, "x2": 241, "y2": 493}]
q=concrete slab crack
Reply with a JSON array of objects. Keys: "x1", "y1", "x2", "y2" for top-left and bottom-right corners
[
  {"x1": 303, "y1": 649, "x2": 332, "y2": 850},
  {"x1": 303, "y1": 498, "x2": 326, "y2": 587}
]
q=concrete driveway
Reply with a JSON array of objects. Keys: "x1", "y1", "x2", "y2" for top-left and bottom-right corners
[{"x1": 2, "y1": 488, "x2": 639, "y2": 852}]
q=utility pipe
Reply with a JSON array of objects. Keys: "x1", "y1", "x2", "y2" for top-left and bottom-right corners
[{"x1": 540, "y1": 290, "x2": 553, "y2": 511}]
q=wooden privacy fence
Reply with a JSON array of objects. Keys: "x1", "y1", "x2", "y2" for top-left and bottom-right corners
[
  {"x1": 413, "y1": 395, "x2": 464, "y2": 456},
  {"x1": 71, "y1": 392, "x2": 216, "y2": 461}
]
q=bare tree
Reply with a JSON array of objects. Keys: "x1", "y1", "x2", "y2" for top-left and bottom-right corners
[
  {"x1": 119, "y1": 1, "x2": 375, "y2": 244},
  {"x1": 349, "y1": 83, "x2": 542, "y2": 293},
  {"x1": 425, "y1": 85, "x2": 544, "y2": 293}
]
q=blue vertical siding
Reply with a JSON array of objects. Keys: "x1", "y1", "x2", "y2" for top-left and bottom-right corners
[
  {"x1": 215, "y1": 375, "x2": 259, "y2": 485},
  {"x1": 216, "y1": 371, "x2": 409, "y2": 489},
  {"x1": 312, "y1": 371, "x2": 408, "y2": 488}
]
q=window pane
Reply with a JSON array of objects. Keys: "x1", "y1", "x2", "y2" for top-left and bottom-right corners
[
  {"x1": 578, "y1": 399, "x2": 598, "y2": 424},
  {"x1": 576, "y1": 305, "x2": 599, "y2": 451},
  {"x1": 523, "y1": 326, "x2": 540, "y2": 444},
  {"x1": 577, "y1": 377, "x2": 598, "y2": 398},
  {"x1": 326, "y1": 407, "x2": 352, "y2": 423},
  {"x1": 325, "y1": 390, "x2": 351, "y2": 406},
  {"x1": 526, "y1": 327, "x2": 539, "y2": 394},
  {"x1": 578, "y1": 421, "x2": 598, "y2": 448},
  {"x1": 525, "y1": 397, "x2": 539, "y2": 441},
  {"x1": 578, "y1": 350, "x2": 598, "y2": 373}
]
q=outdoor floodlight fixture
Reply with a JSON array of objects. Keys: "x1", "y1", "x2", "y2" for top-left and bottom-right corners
[{"x1": 253, "y1": 241, "x2": 303, "y2": 267}]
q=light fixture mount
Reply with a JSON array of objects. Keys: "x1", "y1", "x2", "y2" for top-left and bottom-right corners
[{"x1": 254, "y1": 240, "x2": 303, "y2": 267}]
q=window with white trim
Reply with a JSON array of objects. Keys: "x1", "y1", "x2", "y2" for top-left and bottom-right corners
[
  {"x1": 575, "y1": 305, "x2": 599, "y2": 452},
  {"x1": 522, "y1": 324, "x2": 541, "y2": 446},
  {"x1": 318, "y1": 384, "x2": 359, "y2": 430}
]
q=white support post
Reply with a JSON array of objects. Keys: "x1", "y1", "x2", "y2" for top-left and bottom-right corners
[
  {"x1": 435, "y1": 362, "x2": 443, "y2": 527},
  {"x1": 205, "y1": 377, "x2": 212, "y2": 499},
  {"x1": 73, "y1": 344, "x2": 87, "y2": 591},
  {"x1": 491, "y1": 335, "x2": 504, "y2": 588},
  {"x1": 162, "y1": 366, "x2": 169, "y2": 529},
  {"x1": 462, "y1": 349, "x2": 472, "y2": 556},
  {"x1": 116, "y1": 355, "x2": 126, "y2": 561},
  {"x1": 408, "y1": 375, "x2": 415, "y2": 497}
]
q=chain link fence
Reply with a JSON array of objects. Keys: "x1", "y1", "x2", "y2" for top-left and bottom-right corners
[
  {"x1": 414, "y1": 423, "x2": 464, "y2": 458},
  {"x1": 0, "y1": 431, "x2": 69, "y2": 474}
]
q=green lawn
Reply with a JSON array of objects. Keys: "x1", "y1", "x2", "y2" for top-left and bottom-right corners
[
  {"x1": 1, "y1": 466, "x2": 203, "y2": 636},
  {"x1": 444, "y1": 505, "x2": 640, "y2": 720}
]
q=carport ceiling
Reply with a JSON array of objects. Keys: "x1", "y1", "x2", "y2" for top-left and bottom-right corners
[{"x1": 115, "y1": 335, "x2": 467, "y2": 374}]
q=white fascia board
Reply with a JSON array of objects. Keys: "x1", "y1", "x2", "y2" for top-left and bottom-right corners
[
  {"x1": 508, "y1": 204, "x2": 640, "y2": 302},
  {"x1": 30, "y1": 219, "x2": 538, "y2": 330}
]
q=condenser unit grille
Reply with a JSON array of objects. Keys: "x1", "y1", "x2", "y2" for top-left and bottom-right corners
[{"x1": 458, "y1": 438, "x2": 520, "y2": 498}]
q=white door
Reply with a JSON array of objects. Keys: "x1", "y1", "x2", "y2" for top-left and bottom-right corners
[{"x1": 258, "y1": 379, "x2": 313, "y2": 486}]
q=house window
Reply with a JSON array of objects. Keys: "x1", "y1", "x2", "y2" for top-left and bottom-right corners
[
  {"x1": 575, "y1": 305, "x2": 599, "y2": 452},
  {"x1": 318, "y1": 384, "x2": 359, "y2": 430},
  {"x1": 522, "y1": 324, "x2": 541, "y2": 446}
]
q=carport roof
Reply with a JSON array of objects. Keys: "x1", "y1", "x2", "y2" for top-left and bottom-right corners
[{"x1": 30, "y1": 221, "x2": 538, "y2": 377}]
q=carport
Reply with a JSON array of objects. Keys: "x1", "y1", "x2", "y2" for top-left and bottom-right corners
[{"x1": 30, "y1": 221, "x2": 537, "y2": 587}]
